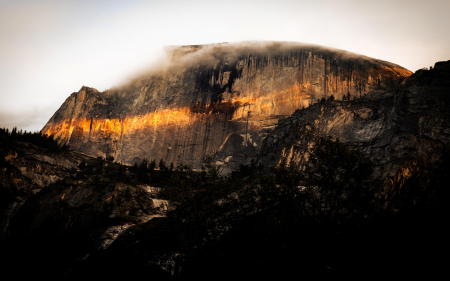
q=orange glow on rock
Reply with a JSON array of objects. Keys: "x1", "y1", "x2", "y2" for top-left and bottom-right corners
[
  {"x1": 43, "y1": 85, "x2": 318, "y2": 146},
  {"x1": 43, "y1": 108, "x2": 198, "y2": 145},
  {"x1": 229, "y1": 85, "x2": 313, "y2": 121}
]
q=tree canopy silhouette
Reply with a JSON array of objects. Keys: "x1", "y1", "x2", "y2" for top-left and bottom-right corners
[
  {"x1": 0, "y1": 127, "x2": 68, "y2": 152},
  {"x1": 304, "y1": 136, "x2": 380, "y2": 222}
]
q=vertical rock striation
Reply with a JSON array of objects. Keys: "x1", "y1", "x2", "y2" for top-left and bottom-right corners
[
  {"x1": 42, "y1": 41, "x2": 411, "y2": 170},
  {"x1": 258, "y1": 60, "x2": 450, "y2": 181}
]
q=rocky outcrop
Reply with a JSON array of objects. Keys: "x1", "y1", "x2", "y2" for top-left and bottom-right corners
[
  {"x1": 258, "y1": 60, "x2": 450, "y2": 179},
  {"x1": 0, "y1": 140, "x2": 86, "y2": 237},
  {"x1": 0, "y1": 138, "x2": 170, "y2": 243},
  {"x1": 42, "y1": 41, "x2": 411, "y2": 171},
  {"x1": 10, "y1": 180, "x2": 165, "y2": 242}
]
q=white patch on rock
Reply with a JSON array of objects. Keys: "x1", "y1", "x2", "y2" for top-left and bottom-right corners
[
  {"x1": 98, "y1": 225, "x2": 131, "y2": 250},
  {"x1": 98, "y1": 214, "x2": 164, "y2": 250},
  {"x1": 239, "y1": 133, "x2": 253, "y2": 146},
  {"x1": 151, "y1": 199, "x2": 169, "y2": 211},
  {"x1": 138, "y1": 185, "x2": 161, "y2": 193}
]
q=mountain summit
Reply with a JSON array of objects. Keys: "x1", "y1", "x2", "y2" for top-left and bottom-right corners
[{"x1": 42, "y1": 41, "x2": 412, "y2": 170}]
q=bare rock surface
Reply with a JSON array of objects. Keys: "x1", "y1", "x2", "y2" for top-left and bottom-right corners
[
  {"x1": 42, "y1": 41, "x2": 411, "y2": 171},
  {"x1": 258, "y1": 60, "x2": 450, "y2": 183},
  {"x1": 0, "y1": 140, "x2": 88, "y2": 237}
]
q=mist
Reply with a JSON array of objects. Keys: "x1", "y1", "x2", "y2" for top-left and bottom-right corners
[{"x1": 0, "y1": 107, "x2": 54, "y2": 133}]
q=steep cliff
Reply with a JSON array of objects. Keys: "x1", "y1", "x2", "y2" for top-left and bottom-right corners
[
  {"x1": 258, "y1": 60, "x2": 450, "y2": 182},
  {"x1": 42, "y1": 41, "x2": 411, "y2": 170}
]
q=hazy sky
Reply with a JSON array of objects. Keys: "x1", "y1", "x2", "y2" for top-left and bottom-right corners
[{"x1": 1, "y1": 0, "x2": 449, "y2": 132}]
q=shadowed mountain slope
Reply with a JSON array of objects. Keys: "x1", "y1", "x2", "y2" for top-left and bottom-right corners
[{"x1": 258, "y1": 60, "x2": 450, "y2": 182}]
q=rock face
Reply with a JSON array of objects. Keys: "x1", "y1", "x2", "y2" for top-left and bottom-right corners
[
  {"x1": 42, "y1": 41, "x2": 411, "y2": 171},
  {"x1": 0, "y1": 139, "x2": 167, "y2": 239},
  {"x1": 258, "y1": 60, "x2": 450, "y2": 181},
  {"x1": 0, "y1": 139, "x2": 173, "y2": 278},
  {"x1": 0, "y1": 141, "x2": 83, "y2": 237}
]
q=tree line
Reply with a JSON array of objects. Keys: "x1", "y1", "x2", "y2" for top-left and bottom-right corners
[{"x1": 0, "y1": 127, "x2": 69, "y2": 152}]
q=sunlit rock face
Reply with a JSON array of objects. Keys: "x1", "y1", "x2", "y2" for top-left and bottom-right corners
[
  {"x1": 42, "y1": 41, "x2": 411, "y2": 170},
  {"x1": 258, "y1": 60, "x2": 450, "y2": 179}
]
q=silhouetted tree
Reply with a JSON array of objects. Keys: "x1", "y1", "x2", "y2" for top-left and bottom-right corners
[
  {"x1": 149, "y1": 160, "x2": 156, "y2": 172},
  {"x1": 0, "y1": 127, "x2": 68, "y2": 152},
  {"x1": 304, "y1": 136, "x2": 380, "y2": 222},
  {"x1": 137, "y1": 159, "x2": 150, "y2": 182},
  {"x1": 159, "y1": 159, "x2": 167, "y2": 171}
]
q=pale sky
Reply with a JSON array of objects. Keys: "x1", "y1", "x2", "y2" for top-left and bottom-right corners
[{"x1": 1, "y1": 0, "x2": 449, "y2": 132}]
